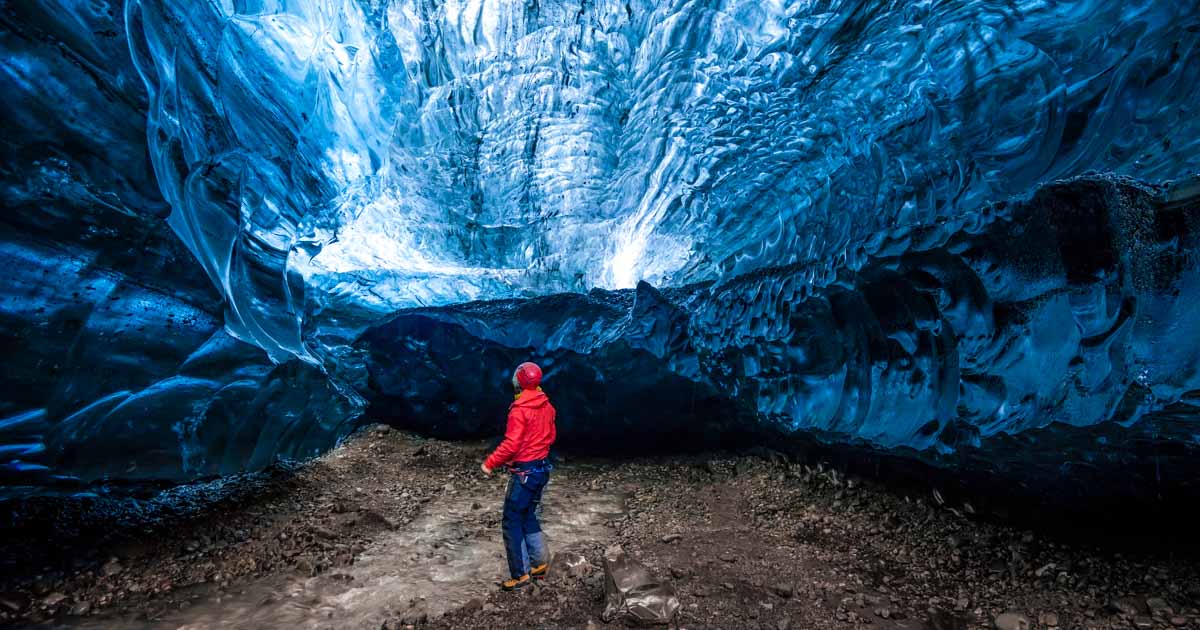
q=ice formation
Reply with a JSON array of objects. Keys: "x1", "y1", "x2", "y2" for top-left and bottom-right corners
[
  {"x1": 1, "y1": 0, "x2": 1199, "y2": 495},
  {"x1": 126, "y1": 0, "x2": 1200, "y2": 359},
  {"x1": 360, "y1": 176, "x2": 1200, "y2": 452}
]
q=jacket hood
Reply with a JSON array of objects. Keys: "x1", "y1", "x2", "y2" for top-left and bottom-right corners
[{"x1": 512, "y1": 389, "x2": 551, "y2": 409}]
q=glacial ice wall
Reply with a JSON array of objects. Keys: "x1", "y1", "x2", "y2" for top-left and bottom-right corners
[
  {"x1": 0, "y1": 1, "x2": 357, "y2": 490},
  {"x1": 359, "y1": 175, "x2": 1200, "y2": 485},
  {"x1": 126, "y1": 0, "x2": 1200, "y2": 363},
  {"x1": 2, "y1": 0, "x2": 1200, "y2": 496}
]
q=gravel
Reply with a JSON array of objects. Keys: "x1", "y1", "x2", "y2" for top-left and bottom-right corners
[{"x1": 2, "y1": 427, "x2": 1198, "y2": 629}]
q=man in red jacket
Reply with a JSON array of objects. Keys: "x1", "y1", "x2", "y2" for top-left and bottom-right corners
[{"x1": 481, "y1": 361, "x2": 557, "y2": 591}]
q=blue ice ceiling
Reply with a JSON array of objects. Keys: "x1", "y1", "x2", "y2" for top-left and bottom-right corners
[
  {"x1": 1, "y1": 0, "x2": 1199, "y2": 494},
  {"x1": 129, "y1": 0, "x2": 1200, "y2": 360}
]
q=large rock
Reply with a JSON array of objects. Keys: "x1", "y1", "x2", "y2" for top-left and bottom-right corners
[
  {"x1": 600, "y1": 546, "x2": 680, "y2": 626},
  {"x1": 994, "y1": 611, "x2": 1032, "y2": 630}
]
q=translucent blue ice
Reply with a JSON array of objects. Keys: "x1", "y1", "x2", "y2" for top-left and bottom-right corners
[
  {"x1": 358, "y1": 176, "x2": 1200, "y2": 455},
  {"x1": 2, "y1": 0, "x2": 1199, "y2": 491},
  {"x1": 125, "y1": 0, "x2": 1200, "y2": 361}
]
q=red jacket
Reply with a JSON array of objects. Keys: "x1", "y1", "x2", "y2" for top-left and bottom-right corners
[{"x1": 485, "y1": 388, "x2": 556, "y2": 470}]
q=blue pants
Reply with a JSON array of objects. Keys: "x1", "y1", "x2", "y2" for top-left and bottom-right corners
[{"x1": 502, "y1": 461, "x2": 551, "y2": 579}]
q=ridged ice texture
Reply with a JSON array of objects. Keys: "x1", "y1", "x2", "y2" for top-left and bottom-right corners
[
  {"x1": 359, "y1": 176, "x2": 1200, "y2": 457},
  {"x1": 125, "y1": 0, "x2": 1200, "y2": 362},
  {"x1": 3, "y1": 0, "x2": 1199, "y2": 494},
  {"x1": 0, "y1": 1, "x2": 360, "y2": 490}
]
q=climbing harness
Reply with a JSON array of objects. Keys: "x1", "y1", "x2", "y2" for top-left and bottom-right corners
[{"x1": 507, "y1": 458, "x2": 553, "y2": 485}]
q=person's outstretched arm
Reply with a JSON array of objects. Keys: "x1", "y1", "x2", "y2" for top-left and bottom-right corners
[{"x1": 482, "y1": 407, "x2": 525, "y2": 473}]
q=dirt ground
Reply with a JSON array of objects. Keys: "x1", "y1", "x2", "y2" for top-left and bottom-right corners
[{"x1": 1, "y1": 424, "x2": 1198, "y2": 629}]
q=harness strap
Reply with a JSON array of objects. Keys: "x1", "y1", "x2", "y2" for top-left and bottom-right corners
[{"x1": 507, "y1": 458, "x2": 552, "y2": 479}]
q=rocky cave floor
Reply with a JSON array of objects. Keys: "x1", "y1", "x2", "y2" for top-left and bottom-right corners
[{"x1": 1, "y1": 425, "x2": 1198, "y2": 629}]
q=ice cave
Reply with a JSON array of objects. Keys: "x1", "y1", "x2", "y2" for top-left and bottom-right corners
[{"x1": 1, "y1": 0, "x2": 1200, "y2": 626}]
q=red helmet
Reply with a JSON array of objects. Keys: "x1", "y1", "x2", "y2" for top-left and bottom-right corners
[{"x1": 512, "y1": 362, "x2": 543, "y2": 390}]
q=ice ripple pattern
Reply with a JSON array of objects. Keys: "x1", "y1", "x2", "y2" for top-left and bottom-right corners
[
  {"x1": 126, "y1": 0, "x2": 1200, "y2": 362},
  {"x1": 358, "y1": 175, "x2": 1200, "y2": 455}
]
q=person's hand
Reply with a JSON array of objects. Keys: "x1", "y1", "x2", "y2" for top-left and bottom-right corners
[{"x1": 481, "y1": 462, "x2": 493, "y2": 477}]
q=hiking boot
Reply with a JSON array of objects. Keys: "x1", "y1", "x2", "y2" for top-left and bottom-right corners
[
  {"x1": 502, "y1": 575, "x2": 531, "y2": 591},
  {"x1": 530, "y1": 563, "x2": 549, "y2": 580}
]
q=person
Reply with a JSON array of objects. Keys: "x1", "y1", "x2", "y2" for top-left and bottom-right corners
[{"x1": 480, "y1": 361, "x2": 557, "y2": 591}]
